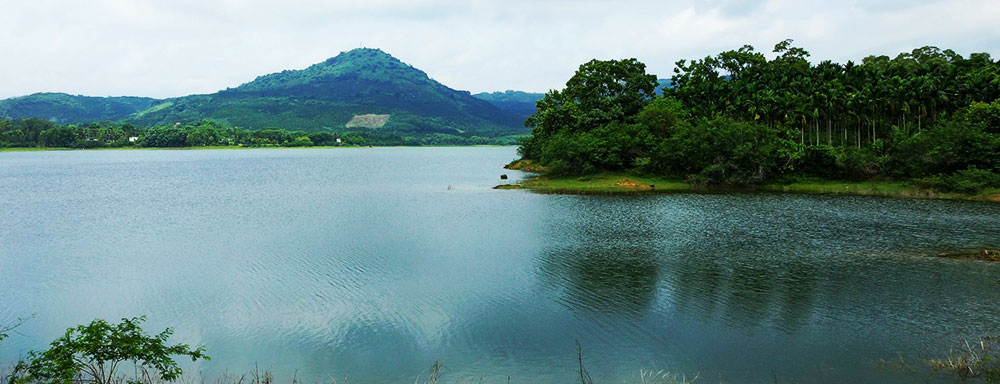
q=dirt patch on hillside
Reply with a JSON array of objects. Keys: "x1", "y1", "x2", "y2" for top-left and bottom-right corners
[{"x1": 346, "y1": 114, "x2": 390, "y2": 128}]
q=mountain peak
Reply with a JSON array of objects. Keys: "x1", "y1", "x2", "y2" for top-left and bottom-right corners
[
  {"x1": 326, "y1": 47, "x2": 396, "y2": 63},
  {"x1": 315, "y1": 47, "x2": 419, "y2": 75},
  {"x1": 321, "y1": 48, "x2": 397, "y2": 67},
  {"x1": 232, "y1": 48, "x2": 432, "y2": 94}
]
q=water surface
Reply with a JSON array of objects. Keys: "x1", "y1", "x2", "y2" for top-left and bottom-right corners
[{"x1": 1, "y1": 147, "x2": 999, "y2": 383}]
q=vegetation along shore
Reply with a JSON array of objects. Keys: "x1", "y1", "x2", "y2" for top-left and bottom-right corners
[
  {"x1": 499, "y1": 160, "x2": 1000, "y2": 202},
  {"x1": 502, "y1": 40, "x2": 1000, "y2": 201}
]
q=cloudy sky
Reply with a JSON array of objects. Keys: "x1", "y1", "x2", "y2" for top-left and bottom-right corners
[{"x1": 0, "y1": 0, "x2": 997, "y2": 99}]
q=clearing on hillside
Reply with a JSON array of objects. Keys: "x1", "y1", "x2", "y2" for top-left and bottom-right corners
[{"x1": 345, "y1": 114, "x2": 390, "y2": 128}]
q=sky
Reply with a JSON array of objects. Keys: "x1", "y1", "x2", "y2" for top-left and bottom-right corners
[{"x1": 0, "y1": 0, "x2": 998, "y2": 99}]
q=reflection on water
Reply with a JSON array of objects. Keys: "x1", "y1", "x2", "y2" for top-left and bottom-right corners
[
  {"x1": 530, "y1": 193, "x2": 1000, "y2": 382},
  {"x1": 540, "y1": 247, "x2": 660, "y2": 316},
  {"x1": 2, "y1": 148, "x2": 1000, "y2": 383},
  {"x1": 538, "y1": 201, "x2": 661, "y2": 316},
  {"x1": 536, "y1": 195, "x2": 825, "y2": 333}
]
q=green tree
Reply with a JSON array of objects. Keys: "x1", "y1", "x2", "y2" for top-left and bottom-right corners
[
  {"x1": 286, "y1": 136, "x2": 314, "y2": 147},
  {"x1": 12, "y1": 119, "x2": 57, "y2": 144},
  {"x1": 140, "y1": 126, "x2": 188, "y2": 147},
  {"x1": 1, "y1": 129, "x2": 27, "y2": 147},
  {"x1": 185, "y1": 125, "x2": 218, "y2": 147},
  {"x1": 37, "y1": 126, "x2": 78, "y2": 147},
  {"x1": 522, "y1": 58, "x2": 658, "y2": 164},
  {"x1": 637, "y1": 97, "x2": 687, "y2": 138},
  {"x1": 562, "y1": 58, "x2": 659, "y2": 128},
  {"x1": 96, "y1": 126, "x2": 125, "y2": 143},
  {"x1": 307, "y1": 131, "x2": 335, "y2": 146},
  {"x1": 12, "y1": 317, "x2": 207, "y2": 384},
  {"x1": 251, "y1": 129, "x2": 291, "y2": 146},
  {"x1": 966, "y1": 99, "x2": 1000, "y2": 134}
]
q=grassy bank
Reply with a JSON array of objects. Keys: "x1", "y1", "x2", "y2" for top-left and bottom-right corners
[
  {"x1": 0, "y1": 147, "x2": 73, "y2": 152},
  {"x1": 499, "y1": 161, "x2": 1000, "y2": 202},
  {"x1": 500, "y1": 174, "x2": 1000, "y2": 201},
  {"x1": 496, "y1": 173, "x2": 689, "y2": 194}
]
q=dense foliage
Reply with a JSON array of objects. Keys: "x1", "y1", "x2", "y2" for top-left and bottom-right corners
[
  {"x1": 10, "y1": 317, "x2": 206, "y2": 384},
  {"x1": 0, "y1": 118, "x2": 524, "y2": 149},
  {"x1": 520, "y1": 41, "x2": 1000, "y2": 192}
]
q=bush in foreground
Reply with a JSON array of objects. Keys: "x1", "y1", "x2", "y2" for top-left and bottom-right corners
[{"x1": 10, "y1": 317, "x2": 207, "y2": 384}]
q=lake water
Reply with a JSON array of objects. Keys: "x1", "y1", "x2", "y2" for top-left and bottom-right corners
[{"x1": 1, "y1": 147, "x2": 999, "y2": 383}]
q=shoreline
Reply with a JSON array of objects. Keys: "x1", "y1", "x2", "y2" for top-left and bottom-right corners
[
  {"x1": 0, "y1": 144, "x2": 515, "y2": 153},
  {"x1": 496, "y1": 167, "x2": 1000, "y2": 203}
]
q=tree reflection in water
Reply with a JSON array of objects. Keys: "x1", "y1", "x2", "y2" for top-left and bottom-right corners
[
  {"x1": 535, "y1": 195, "x2": 824, "y2": 333},
  {"x1": 539, "y1": 246, "x2": 660, "y2": 316}
]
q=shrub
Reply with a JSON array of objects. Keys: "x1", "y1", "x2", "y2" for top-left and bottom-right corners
[
  {"x1": 11, "y1": 317, "x2": 207, "y2": 384},
  {"x1": 947, "y1": 167, "x2": 1000, "y2": 194},
  {"x1": 914, "y1": 168, "x2": 1000, "y2": 194},
  {"x1": 837, "y1": 147, "x2": 885, "y2": 180},
  {"x1": 286, "y1": 136, "x2": 314, "y2": 147},
  {"x1": 797, "y1": 145, "x2": 841, "y2": 178}
]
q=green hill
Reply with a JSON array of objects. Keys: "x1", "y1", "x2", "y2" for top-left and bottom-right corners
[
  {"x1": 472, "y1": 90, "x2": 544, "y2": 121},
  {"x1": 128, "y1": 48, "x2": 528, "y2": 136},
  {"x1": 0, "y1": 93, "x2": 157, "y2": 124}
]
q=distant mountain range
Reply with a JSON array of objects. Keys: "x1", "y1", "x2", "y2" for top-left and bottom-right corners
[
  {"x1": 472, "y1": 91, "x2": 544, "y2": 121},
  {"x1": 0, "y1": 93, "x2": 156, "y2": 124},
  {"x1": 0, "y1": 49, "x2": 674, "y2": 136},
  {"x1": 0, "y1": 49, "x2": 530, "y2": 136}
]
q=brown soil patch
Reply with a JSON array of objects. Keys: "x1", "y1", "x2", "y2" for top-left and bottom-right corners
[{"x1": 615, "y1": 179, "x2": 653, "y2": 190}]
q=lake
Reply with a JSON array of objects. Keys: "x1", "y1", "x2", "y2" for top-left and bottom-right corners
[{"x1": 1, "y1": 147, "x2": 999, "y2": 383}]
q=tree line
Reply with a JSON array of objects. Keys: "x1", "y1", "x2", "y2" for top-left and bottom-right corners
[
  {"x1": 0, "y1": 118, "x2": 524, "y2": 149},
  {"x1": 519, "y1": 40, "x2": 1000, "y2": 193}
]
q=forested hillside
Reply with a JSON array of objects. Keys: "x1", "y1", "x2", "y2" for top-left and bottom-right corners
[
  {"x1": 128, "y1": 49, "x2": 527, "y2": 136},
  {"x1": 0, "y1": 93, "x2": 156, "y2": 124}
]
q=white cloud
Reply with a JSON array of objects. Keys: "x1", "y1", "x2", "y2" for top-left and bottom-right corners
[{"x1": 0, "y1": 0, "x2": 996, "y2": 99}]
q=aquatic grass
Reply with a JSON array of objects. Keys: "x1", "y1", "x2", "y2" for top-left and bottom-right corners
[
  {"x1": 636, "y1": 369, "x2": 698, "y2": 384},
  {"x1": 2, "y1": 362, "x2": 701, "y2": 384},
  {"x1": 927, "y1": 334, "x2": 1000, "y2": 382}
]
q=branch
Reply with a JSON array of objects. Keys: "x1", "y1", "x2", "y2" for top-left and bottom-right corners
[{"x1": 0, "y1": 315, "x2": 34, "y2": 338}]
